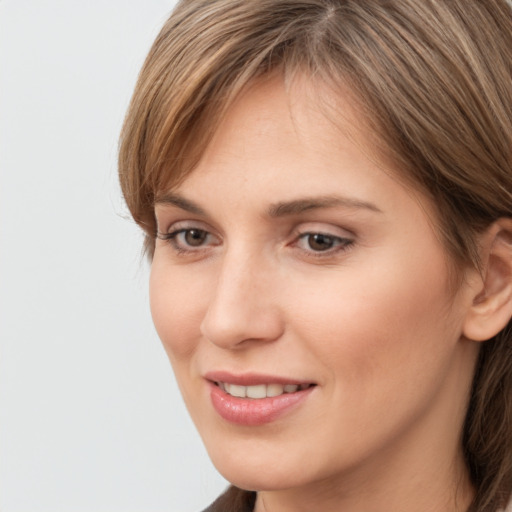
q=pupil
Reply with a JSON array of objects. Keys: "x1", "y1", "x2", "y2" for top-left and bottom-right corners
[
  {"x1": 185, "y1": 229, "x2": 206, "y2": 246},
  {"x1": 308, "y1": 233, "x2": 334, "y2": 251}
]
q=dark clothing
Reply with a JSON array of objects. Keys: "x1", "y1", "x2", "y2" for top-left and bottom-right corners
[{"x1": 202, "y1": 486, "x2": 256, "y2": 512}]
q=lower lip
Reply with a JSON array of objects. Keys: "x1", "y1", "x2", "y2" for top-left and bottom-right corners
[{"x1": 209, "y1": 382, "x2": 315, "y2": 426}]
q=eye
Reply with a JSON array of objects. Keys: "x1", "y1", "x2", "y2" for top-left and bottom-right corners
[
  {"x1": 296, "y1": 232, "x2": 353, "y2": 253},
  {"x1": 157, "y1": 227, "x2": 220, "y2": 253},
  {"x1": 180, "y1": 228, "x2": 208, "y2": 247}
]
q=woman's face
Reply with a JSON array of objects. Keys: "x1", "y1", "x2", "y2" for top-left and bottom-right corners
[{"x1": 150, "y1": 77, "x2": 479, "y2": 494}]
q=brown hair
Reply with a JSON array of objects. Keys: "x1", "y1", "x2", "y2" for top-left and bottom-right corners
[{"x1": 119, "y1": 1, "x2": 512, "y2": 510}]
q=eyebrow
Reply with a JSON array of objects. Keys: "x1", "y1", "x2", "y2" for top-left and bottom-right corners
[
  {"x1": 267, "y1": 195, "x2": 382, "y2": 217},
  {"x1": 155, "y1": 193, "x2": 382, "y2": 217},
  {"x1": 155, "y1": 193, "x2": 207, "y2": 215}
]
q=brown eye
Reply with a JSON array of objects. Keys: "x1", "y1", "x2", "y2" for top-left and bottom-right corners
[
  {"x1": 184, "y1": 229, "x2": 208, "y2": 246},
  {"x1": 306, "y1": 233, "x2": 336, "y2": 251},
  {"x1": 295, "y1": 231, "x2": 353, "y2": 256},
  {"x1": 158, "y1": 226, "x2": 220, "y2": 253}
]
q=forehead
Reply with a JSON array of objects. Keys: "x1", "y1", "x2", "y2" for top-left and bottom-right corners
[
  {"x1": 162, "y1": 75, "x2": 373, "y2": 187},
  {"x1": 162, "y1": 76, "x2": 427, "y2": 219},
  {"x1": 161, "y1": 75, "x2": 417, "y2": 205}
]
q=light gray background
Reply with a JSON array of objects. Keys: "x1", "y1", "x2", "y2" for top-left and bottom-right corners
[{"x1": 0, "y1": 1, "x2": 227, "y2": 510}]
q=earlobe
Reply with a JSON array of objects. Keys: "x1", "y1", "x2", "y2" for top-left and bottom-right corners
[{"x1": 463, "y1": 219, "x2": 512, "y2": 342}]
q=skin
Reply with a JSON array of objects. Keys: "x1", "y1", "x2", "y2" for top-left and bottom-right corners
[{"x1": 150, "y1": 76, "x2": 482, "y2": 511}]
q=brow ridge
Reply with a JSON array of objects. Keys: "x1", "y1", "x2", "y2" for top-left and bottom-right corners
[
  {"x1": 155, "y1": 193, "x2": 206, "y2": 215},
  {"x1": 155, "y1": 193, "x2": 382, "y2": 218},
  {"x1": 268, "y1": 195, "x2": 382, "y2": 217}
]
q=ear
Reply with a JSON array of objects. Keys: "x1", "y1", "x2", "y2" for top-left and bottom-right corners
[{"x1": 463, "y1": 219, "x2": 512, "y2": 342}]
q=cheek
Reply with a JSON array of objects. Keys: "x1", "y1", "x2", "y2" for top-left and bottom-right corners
[
  {"x1": 286, "y1": 247, "x2": 459, "y2": 388},
  {"x1": 149, "y1": 259, "x2": 208, "y2": 361}
]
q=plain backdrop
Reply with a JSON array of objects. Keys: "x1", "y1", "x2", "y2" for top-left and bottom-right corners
[{"x1": 0, "y1": 1, "x2": 227, "y2": 511}]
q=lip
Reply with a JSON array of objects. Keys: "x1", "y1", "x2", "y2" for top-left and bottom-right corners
[
  {"x1": 204, "y1": 370, "x2": 314, "y2": 387},
  {"x1": 205, "y1": 372, "x2": 316, "y2": 426}
]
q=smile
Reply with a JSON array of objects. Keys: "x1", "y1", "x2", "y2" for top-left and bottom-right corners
[
  {"x1": 208, "y1": 378, "x2": 316, "y2": 426},
  {"x1": 216, "y1": 382, "x2": 314, "y2": 399}
]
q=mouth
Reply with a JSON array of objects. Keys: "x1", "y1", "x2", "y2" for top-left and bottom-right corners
[
  {"x1": 207, "y1": 378, "x2": 316, "y2": 425},
  {"x1": 204, "y1": 371, "x2": 317, "y2": 425},
  {"x1": 214, "y1": 381, "x2": 315, "y2": 399}
]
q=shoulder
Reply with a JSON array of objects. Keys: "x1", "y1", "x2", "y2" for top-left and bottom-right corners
[{"x1": 202, "y1": 486, "x2": 256, "y2": 512}]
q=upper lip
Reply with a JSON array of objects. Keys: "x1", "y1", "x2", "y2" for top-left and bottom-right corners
[{"x1": 204, "y1": 371, "x2": 316, "y2": 386}]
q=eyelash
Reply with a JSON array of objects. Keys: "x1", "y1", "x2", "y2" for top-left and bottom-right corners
[
  {"x1": 294, "y1": 232, "x2": 354, "y2": 257},
  {"x1": 157, "y1": 227, "x2": 354, "y2": 258},
  {"x1": 157, "y1": 228, "x2": 219, "y2": 255}
]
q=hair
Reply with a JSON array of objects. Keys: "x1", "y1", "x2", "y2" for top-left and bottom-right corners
[{"x1": 119, "y1": 1, "x2": 512, "y2": 510}]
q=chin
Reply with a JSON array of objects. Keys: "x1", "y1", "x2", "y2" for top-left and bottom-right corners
[
  {"x1": 205, "y1": 440, "x2": 322, "y2": 492},
  {"x1": 216, "y1": 466, "x2": 301, "y2": 493}
]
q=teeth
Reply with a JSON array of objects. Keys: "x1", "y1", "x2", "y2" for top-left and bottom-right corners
[
  {"x1": 246, "y1": 384, "x2": 266, "y2": 399},
  {"x1": 266, "y1": 384, "x2": 284, "y2": 397},
  {"x1": 229, "y1": 384, "x2": 246, "y2": 398},
  {"x1": 218, "y1": 382, "x2": 310, "y2": 399}
]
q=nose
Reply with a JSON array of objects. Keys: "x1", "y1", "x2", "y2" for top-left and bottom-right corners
[{"x1": 200, "y1": 252, "x2": 284, "y2": 350}]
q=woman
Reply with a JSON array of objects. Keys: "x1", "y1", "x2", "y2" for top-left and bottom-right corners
[{"x1": 118, "y1": 1, "x2": 512, "y2": 510}]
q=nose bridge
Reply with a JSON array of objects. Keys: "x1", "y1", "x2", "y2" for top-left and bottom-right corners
[
  {"x1": 200, "y1": 244, "x2": 282, "y2": 348},
  {"x1": 216, "y1": 250, "x2": 259, "y2": 310}
]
